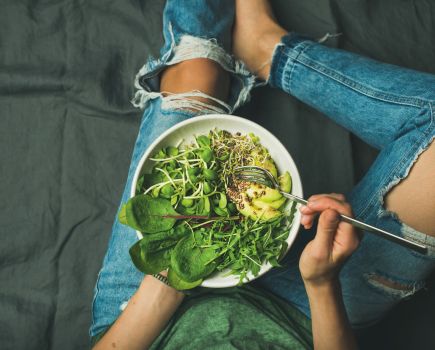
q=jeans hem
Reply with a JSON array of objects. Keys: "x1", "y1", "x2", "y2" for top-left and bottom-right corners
[{"x1": 269, "y1": 33, "x2": 317, "y2": 93}]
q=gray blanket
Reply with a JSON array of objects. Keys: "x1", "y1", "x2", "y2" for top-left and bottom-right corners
[{"x1": 1, "y1": 0, "x2": 434, "y2": 349}]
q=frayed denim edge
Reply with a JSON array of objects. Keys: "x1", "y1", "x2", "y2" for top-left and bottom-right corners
[
  {"x1": 377, "y1": 131, "x2": 435, "y2": 258},
  {"x1": 131, "y1": 26, "x2": 256, "y2": 114}
]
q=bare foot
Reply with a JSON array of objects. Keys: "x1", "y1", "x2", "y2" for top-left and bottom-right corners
[{"x1": 233, "y1": 0, "x2": 287, "y2": 80}]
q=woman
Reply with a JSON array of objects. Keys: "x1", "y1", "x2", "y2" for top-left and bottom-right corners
[{"x1": 90, "y1": 0, "x2": 435, "y2": 348}]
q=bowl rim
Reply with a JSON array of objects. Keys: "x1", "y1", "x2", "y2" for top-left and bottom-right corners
[{"x1": 130, "y1": 114, "x2": 303, "y2": 288}]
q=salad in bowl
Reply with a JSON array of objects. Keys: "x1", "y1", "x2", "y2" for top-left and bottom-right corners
[{"x1": 119, "y1": 115, "x2": 302, "y2": 290}]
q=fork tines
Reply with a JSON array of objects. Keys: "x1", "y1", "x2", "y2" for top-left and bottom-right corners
[
  {"x1": 234, "y1": 166, "x2": 265, "y2": 172},
  {"x1": 236, "y1": 174, "x2": 270, "y2": 186},
  {"x1": 234, "y1": 166, "x2": 273, "y2": 187}
]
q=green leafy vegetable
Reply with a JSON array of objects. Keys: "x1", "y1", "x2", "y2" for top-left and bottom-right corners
[
  {"x1": 166, "y1": 146, "x2": 179, "y2": 157},
  {"x1": 199, "y1": 148, "x2": 213, "y2": 162},
  {"x1": 196, "y1": 135, "x2": 211, "y2": 148},
  {"x1": 119, "y1": 129, "x2": 296, "y2": 289},
  {"x1": 138, "y1": 173, "x2": 166, "y2": 192},
  {"x1": 171, "y1": 233, "x2": 219, "y2": 282},
  {"x1": 218, "y1": 192, "x2": 227, "y2": 209},
  {"x1": 119, "y1": 195, "x2": 178, "y2": 233},
  {"x1": 167, "y1": 268, "x2": 203, "y2": 290},
  {"x1": 129, "y1": 225, "x2": 189, "y2": 274}
]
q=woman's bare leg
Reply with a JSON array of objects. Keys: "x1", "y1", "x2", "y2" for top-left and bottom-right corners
[
  {"x1": 161, "y1": 58, "x2": 230, "y2": 104},
  {"x1": 385, "y1": 139, "x2": 435, "y2": 235}
]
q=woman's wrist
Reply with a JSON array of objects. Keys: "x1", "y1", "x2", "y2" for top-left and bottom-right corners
[
  {"x1": 141, "y1": 274, "x2": 185, "y2": 303},
  {"x1": 304, "y1": 277, "x2": 341, "y2": 298}
]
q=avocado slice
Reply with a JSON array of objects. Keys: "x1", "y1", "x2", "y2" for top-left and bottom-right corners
[
  {"x1": 251, "y1": 150, "x2": 278, "y2": 178},
  {"x1": 256, "y1": 158, "x2": 278, "y2": 178},
  {"x1": 253, "y1": 196, "x2": 286, "y2": 210},
  {"x1": 237, "y1": 193, "x2": 281, "y2": 221},
  {"x1": 249, "y1": 172, "x2": 290, "y2": 209},
  {"x1": 245, "y1": 184, "x2": 282, "y2": 202},
  {"x1": 279, "y1": 171, "x2": 292, "y2": 193}
]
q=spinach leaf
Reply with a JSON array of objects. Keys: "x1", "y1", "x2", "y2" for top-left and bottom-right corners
[
  {"x1": 135, "y1": 173, "x2": 166, "y2": 195},
  {"x1": 136, "y1": 175, "x2": 145, "y2": 194},
  {"x1": 129, "y1": 240, "x2": 172, "y2": 274},
  {"x1": 167, "y1": 268, "x2": 203, "y2": 290},
  {"x1": 129, "y1": 225, "x2": 189, "y2": 274},
  {"x1": 142, "y1": 172, "x2": 166, "y2": 189},
  {"x1": 171, "y1": 233, "x2": 219, "y2": 282},
  {"x1": 119, "y1": 195, "x2": 178, "y2": 233}
]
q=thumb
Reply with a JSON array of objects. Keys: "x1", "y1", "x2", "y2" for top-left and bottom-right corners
[{"x1": 312, "y1": 209, "x2": 340, "y2": 250}]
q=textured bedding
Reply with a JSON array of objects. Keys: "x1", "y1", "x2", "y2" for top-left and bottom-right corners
[{"x1": 1, "y1": 1, "x2": 434, "y2": 349}]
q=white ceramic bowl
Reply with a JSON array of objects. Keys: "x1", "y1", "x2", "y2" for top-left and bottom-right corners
[{"x1": 131, "y1": 114, "x2": 303, "y2": 288}]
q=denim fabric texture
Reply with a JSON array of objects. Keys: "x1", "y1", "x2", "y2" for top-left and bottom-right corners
[
  {"x1": 260, "y1": 33, "x2": 435, "y2": 328},
  {"x1": 131, "y1": 0, "x2": 256, "y2": 113},
  {"x1": 90, "y1": 2, "x2": 435, "y2": 338}
]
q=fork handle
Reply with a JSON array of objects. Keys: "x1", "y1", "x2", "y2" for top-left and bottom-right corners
[{"x1": 280, "y1": 192, "x2": 428, "y2": 255}]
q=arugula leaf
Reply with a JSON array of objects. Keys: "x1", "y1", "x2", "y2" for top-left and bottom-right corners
[
  {"x1": 250, "y1": 259, "x2": 261, "y2": 276},
  {"x1": 119, "y1": 195, "x2": 178, "y2": 233},
  {"x1": 269, "y1": 256, "x2": 281, "y2": 268},
  {"x1": 278, "y1": 241, "x2": 288, "y2": 260}
]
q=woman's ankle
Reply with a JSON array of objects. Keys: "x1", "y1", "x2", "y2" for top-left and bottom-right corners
[
  {"x1": 233, "y1": 0, "x2": 287, "y2": 80},
  {"x1": 255, "y1": 28, "x2": 287, "y2": 79}
]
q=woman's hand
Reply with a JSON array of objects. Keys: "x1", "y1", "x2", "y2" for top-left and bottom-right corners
[
  {"x1": 299, "y1": 194, "x2": 360, "y2": 350},
  {"x1": 299, "y1": 194, "x2": 360, "y2": 287}
]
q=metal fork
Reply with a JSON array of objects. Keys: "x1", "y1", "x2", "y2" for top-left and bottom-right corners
[{"x1": 234, "y1": 165, "x2": 427, "y2": 255}]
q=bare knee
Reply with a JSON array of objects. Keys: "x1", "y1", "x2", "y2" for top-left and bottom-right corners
[
  {"x1": 160, "y1": 58, "x2": 230, "y2": 104},
  {"x1": 385, "y1": 139, "x2": 435, "y2": 236}
]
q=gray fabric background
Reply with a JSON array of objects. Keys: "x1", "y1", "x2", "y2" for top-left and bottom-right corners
[{"x1": 0, "y1": 0, "x2": 434, "y2": 349}]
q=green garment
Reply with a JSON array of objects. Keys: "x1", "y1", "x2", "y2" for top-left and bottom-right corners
[{"x1": 93, "y1": 286, "x2": 313, "y2": 349}]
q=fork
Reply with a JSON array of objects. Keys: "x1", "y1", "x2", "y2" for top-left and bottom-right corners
[{"x1": 234, "y1": 165, "x2": 428, "y2": 255}]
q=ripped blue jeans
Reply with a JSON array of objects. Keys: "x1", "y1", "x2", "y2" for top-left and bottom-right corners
[
  {"x1": 257, "y1": 33, "x2": 435, "y2": 329},
  {"x1": 90, "y1": 0, "x2": 435, "y2": 337}
]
